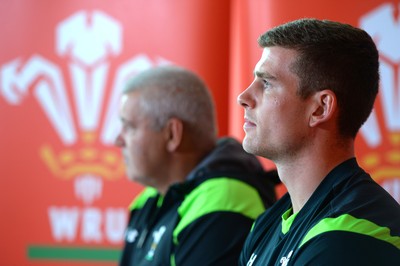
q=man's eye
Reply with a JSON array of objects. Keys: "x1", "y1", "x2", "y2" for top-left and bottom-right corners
[
  {"x1": 126, "y1": 124, "x2": 136, "y2": 132},
  {"x1": 121, "y1": 122, "x2": 135, "y2": 133},
  {"x1": 263, "y1": 79, "x2": 271, "y2": 88}
]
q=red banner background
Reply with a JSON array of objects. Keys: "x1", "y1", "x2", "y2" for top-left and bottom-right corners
[{"x1": 0, "y1": 0, "x2": 398, "y2": 265}]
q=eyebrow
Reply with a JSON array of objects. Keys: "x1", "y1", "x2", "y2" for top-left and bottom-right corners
[
  {"x1": 120, "y1": 117, "x2": 133, "y2": 125},
  {"x1": 254, "y1": 70, "x2": 276, "y2": 80}
]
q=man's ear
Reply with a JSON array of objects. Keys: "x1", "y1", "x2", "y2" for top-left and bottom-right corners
[
  {"x1": 165, "y1": 118, "x2": 183, "y2": 152},
  {"x1": 309, "y1": 89, "x2": 337, "y2": 127}
]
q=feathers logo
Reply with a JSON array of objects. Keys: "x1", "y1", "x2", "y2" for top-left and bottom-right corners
[{"x1": 0, "y1": 10, "x2": 169, "y2": 205}]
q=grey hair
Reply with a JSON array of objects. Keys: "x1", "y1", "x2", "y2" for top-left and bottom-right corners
[{"x1": 124, "y1": 65, "x2": 218, "y2": 140}]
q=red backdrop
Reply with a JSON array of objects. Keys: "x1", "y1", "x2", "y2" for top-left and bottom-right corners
[{"x1": 0, "y1": 0, "x2": 398, "y2": 265}]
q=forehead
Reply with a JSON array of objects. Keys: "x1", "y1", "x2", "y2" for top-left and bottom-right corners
[
  {"x1": 255, "y1": 47, "x2": 299, "y2": 78},
  {"x1": 121, "y1": 92, "x2": 141, "y2": 109},
  {"x1": 120, "y1": 92, "x2": 146, "y2": 119}
]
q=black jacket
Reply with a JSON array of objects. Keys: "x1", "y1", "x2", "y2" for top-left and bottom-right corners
[{"x1": 240, "y1": 158, "x2": 400, "y2": 265}]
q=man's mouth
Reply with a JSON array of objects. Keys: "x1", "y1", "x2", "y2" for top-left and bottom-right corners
[{"x1": 243, "y1": 117, "x2": 256, "y2": 130}]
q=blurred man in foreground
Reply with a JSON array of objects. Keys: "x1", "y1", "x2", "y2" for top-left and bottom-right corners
[{"x1": 115, "y1": 65, "x2": 278, "y2": 265}]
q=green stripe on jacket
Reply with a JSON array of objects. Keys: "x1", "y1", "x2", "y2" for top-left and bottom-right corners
[
  {"x1": 300, "y1": 214, "x2": 400, "y2": 249},
  {"x1": 129, "y1": 187, "x2": 159, "y2": 210},
  {"x1": 173, "y1": 177, "x2": 265, "y2": 244}
]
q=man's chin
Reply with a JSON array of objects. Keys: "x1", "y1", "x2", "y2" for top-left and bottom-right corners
[
  {"x1": 127, "y1": 174, "x2": 152, "y2": 188},
  {"x1": 243, "y1": 138, "x2": 266, "y2": 157},
  {"x1": 126, "y1": 172, "x2": 141, "y2": 183},
  {"x1": 242, "y1": 138, "x2": 255, "y2": 153}
]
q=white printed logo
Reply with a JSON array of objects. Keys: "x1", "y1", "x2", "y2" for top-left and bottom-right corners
[
  {"x1": 280, "y1": 250, "x2": 293, "y2": 266},
  {"x1": 145, "y1": 226, "x2": 167, "y2": 261},
  {"x1": 125, "y1": 228, "x2": 139, "y2": 243},
  {"x1": 247, "y1": 253, "x2": 258, "y2": 266}
]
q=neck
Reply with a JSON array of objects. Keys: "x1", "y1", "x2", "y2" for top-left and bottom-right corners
[
  {"x1": 277, "y1": 138, "x2": 354, "y2": 213},
  {"x1": 157, "y1": 145, "x2": 213, "y2": 196}
]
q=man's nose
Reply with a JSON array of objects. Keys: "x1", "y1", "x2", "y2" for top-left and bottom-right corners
[
  {"x1": 237, "y1": 85, "x2": 253, "y2": 109},
  {"x1": 114, "y1": 133, "x2": 125, "y2": 147}
]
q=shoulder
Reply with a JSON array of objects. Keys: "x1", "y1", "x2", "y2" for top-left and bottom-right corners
[
  {"x1": 329, "y1": 172, "x2": 400, "y2": 235},
  {"x1": 173, "y1": 177, "x2": 267, "y2": 238},
  {"x1": 295, "y1": 230, "x2": 400, "y2": 265},
  {"x1": 301, "y1": 213, "x2": 400, "y2": 248},
  {"x1": 180, "y1": 177, "x2": 266, "y2": 219}
]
